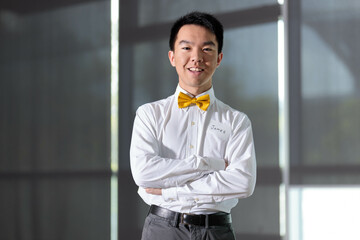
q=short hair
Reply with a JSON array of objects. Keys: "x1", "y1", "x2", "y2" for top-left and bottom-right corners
[{"x1": 169, "y1": 11, "x2": 224, "y2": 53}]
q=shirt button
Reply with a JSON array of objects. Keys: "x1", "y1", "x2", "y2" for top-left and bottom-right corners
[
  {"x1": 191, "y1": 121, "x2": 195, "y2": 126},
  {"x1": 190, "y1": 145, "x2": 194, "y2": 149},
  {"x1": 195, "y1": 198, "x2": 199, "y2": 202}
]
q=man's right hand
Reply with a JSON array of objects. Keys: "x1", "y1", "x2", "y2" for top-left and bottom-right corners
[{"x1": 225, "y1": 159, "x2": 229, "y2": 170}]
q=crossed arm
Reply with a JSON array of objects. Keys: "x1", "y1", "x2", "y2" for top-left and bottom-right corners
[
  {"x1": 145, "y1": 160, "x2": 229, "y2": 196},
  {"x1": 130, "y1": 106, "x2": 256, "y2": 203}
]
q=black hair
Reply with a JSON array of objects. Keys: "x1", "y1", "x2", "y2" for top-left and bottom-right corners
[{"x1": 169, "y1": 11, "x2": 224, "y2": 53}]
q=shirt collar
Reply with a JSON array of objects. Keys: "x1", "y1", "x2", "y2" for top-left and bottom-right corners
[{"x1": 175, "y1": 84, "x2": 216, "y2": 112}]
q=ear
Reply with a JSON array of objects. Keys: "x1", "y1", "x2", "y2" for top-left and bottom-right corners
[
  {"x1": 168, "y1": 50, "x2": 176, "y2": 67},
  {"x1": 216, "y1": 52, "x2": 223, "y2": 67}
]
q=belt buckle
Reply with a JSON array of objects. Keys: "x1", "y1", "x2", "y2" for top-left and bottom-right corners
[
  {"x1": 180, "y1": 213, "x2": 186, "y2": 225},
  {"x1": 180, "y1": 213, "x2": 195, "y2": 225}
]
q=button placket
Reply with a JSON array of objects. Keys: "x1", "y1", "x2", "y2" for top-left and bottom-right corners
[{"x1": 188, "y1": 107, "x2": 197, "y2": 155}]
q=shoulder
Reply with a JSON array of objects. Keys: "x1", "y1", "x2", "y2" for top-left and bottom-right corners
[
  {"x1": 136, "y1": 95, "x2": 174, "y2": 118},
  {"x1": 214, "y1": 99, "x2": 252, "y2": 128}
]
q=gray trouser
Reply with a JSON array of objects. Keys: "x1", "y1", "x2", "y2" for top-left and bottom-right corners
[{"x1": 141, "y1": 213, "x2": 236, "y2": 240}]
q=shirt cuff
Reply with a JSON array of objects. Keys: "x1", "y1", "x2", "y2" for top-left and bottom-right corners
[
  {"x1": 162, "y1": 187, "x2": 178, "y2": 202},
  {"x1": 204, "y1": 157, "x2": 225, "y2": 171}
]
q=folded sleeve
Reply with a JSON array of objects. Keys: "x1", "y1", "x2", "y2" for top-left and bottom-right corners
[{"x1": 162, "y1": 115, "x2": 256, "y2": 203}]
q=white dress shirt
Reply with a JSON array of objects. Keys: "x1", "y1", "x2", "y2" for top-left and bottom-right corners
[{"x1": 130, "y1": 85, "x2": 256, "y2": 214}]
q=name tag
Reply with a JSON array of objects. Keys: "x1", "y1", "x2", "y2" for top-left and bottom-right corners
[{"x1": 208, "y1": 121, "x2": 231, "y2": 141}]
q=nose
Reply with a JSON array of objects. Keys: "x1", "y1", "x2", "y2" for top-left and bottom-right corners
[{"x1": 191, "y1": 49, "x2": 203, "y2": 62}]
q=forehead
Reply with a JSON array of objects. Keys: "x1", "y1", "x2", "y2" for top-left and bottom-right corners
[{"x1": 175, "y1": 24, "x2": 217, "y2": 45}]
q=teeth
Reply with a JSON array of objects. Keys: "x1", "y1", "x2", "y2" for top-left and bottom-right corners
[{"x1": 189, "y1": 67, "x2": 203, "y2": 72}]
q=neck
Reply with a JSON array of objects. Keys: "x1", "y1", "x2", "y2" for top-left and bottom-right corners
[{"x1": 179, "y1": 84, "x2": 212, "y2": 97}]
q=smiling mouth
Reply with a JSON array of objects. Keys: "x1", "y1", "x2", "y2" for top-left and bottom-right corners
[{"x1": 188, "y1": 67, "x2": 204, "y2": 72}]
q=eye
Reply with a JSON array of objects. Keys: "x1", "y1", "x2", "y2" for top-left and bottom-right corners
[
  {"x1": 203, "y1": 48, "x2": 213, "y2": 52},
  {"x1": 182, "y1": 47, "x2": 191, "y2": 50}
]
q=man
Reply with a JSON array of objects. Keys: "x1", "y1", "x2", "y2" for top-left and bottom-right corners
[{"x1": 130, "y1": 11, "x2": 256, "y2": 240}]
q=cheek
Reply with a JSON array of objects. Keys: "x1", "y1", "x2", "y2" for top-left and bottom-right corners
[
  {"x1": 175, "y1": 54, "x2": 190, "y2": 64},
  {"x1": 175, "y1": 64, "x2": 187, "y2": 75},
  {"x1": 207, "y1": 59, "x2": 219, "y2": 69},
  {"x1": 205, "y1": 55, "x2": 218, "y2": 64}
]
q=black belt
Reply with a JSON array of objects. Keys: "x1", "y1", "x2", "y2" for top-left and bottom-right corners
[{"x1": 149, "y1": 205, "x2": 232, "y2": 227}]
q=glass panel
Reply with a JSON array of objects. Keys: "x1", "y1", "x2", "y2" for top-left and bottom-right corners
[
  {"x1": 0, "y1": 178, "x2": 110, "y2": 240},
  {"x1": 289, "y1": 186, "x2": 360, "y2": 240},
  {"x1": 138, "y1": 0, "x2": 278, "y2": 26},
  {"x1": 117, "y1": 170, "x2": 148, "y2": 239},
  {"x1": 301, "y1": 0, "x2": 360, "y2": 168},
  {"x1": 233, "y1": 186, "x2": 280, "y2": 236},
  {"x1": 0, "y1": 1, "x2": 111, "y2": 171},
  {"x1": 132, "y1": 39, "x2": 177, "y2": 110},
  {"x1": 294, "y1": 174, "x2": 360, "y2": 185}
]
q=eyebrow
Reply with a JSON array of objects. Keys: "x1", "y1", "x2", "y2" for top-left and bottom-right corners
[{"x1": 178, "y1": 40, "x2": 216, "y2": 47}]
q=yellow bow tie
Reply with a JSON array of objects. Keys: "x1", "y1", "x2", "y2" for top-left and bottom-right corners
[{"x1": 178, "y1": 92, "x2": 210, "y2": 111}]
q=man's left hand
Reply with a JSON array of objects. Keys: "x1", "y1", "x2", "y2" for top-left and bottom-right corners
[{"x1": 145, "y1": 188, "x2": 162, "y2": 195}]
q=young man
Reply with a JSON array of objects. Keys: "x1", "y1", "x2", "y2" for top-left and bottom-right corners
[{"x1": 130, "y1": 11, "x2": 256, "y2": 240}]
